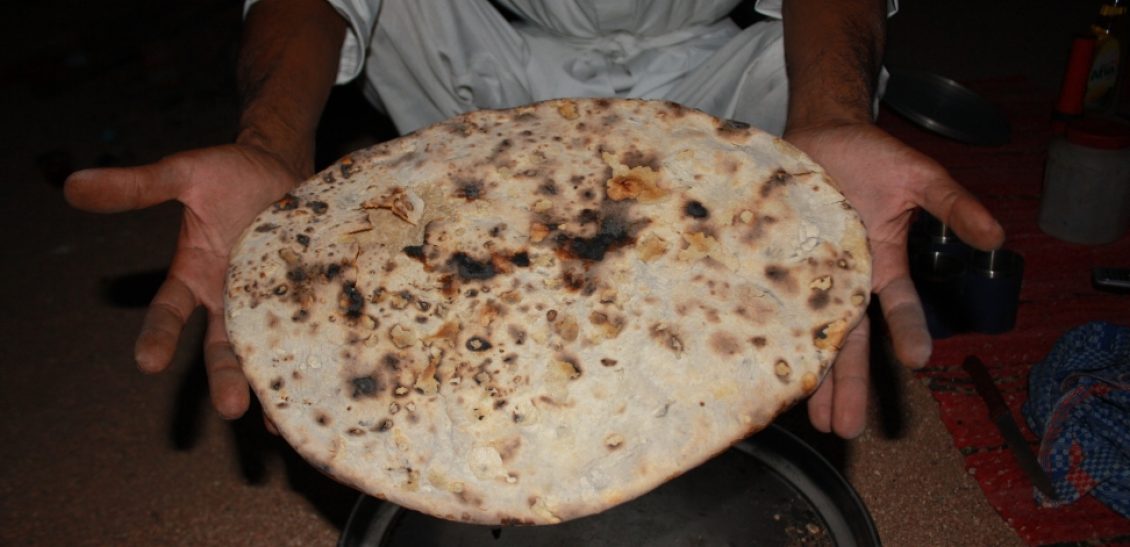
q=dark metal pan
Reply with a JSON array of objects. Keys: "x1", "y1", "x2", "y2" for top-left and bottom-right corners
[
  {"x1": 339, "y1": 425, "x2": 880, "y2": 547},
  {"x1": 882, "y1": 68, "x2": 1011, "y2": 146}
]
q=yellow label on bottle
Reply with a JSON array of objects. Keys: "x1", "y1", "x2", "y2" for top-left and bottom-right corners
[
  {"x1": 1086, "y1": 36, "x2": 1122, "y2": 107},
  {"x1": 1100, "y1": 5, "x2": 1127, "y2": 16}
]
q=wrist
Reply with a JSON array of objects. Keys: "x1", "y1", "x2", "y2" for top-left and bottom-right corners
[
  {"x1": 235, "y1": 120, "x2": 315, "y2": 179},
  {"x1": 784, "y1": 113, "x2": 873, "y2": 137},
  {"x1": 781, "y1": 0, "x2": 886, "y2": 137},
  {"x1": 234, "y1": 0, "x2": 347, "y2": 180},
  {"x1": 785, "y1": 93, "x2": 875, "y2": 135}
]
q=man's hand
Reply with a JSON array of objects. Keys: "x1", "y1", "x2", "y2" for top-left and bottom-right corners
[
  {"x1": 785, "y1": 122, "x2": 1004, "y2": 438},
  {"x1": 62, "y1": 0, "x2": 345, "y2": 421},
  {"x1": 64, "y1": 145, "x2": 303, "y2": 418},
  {"x1": 778, "y1": 0, "x2": 1003, "y2": 437}
]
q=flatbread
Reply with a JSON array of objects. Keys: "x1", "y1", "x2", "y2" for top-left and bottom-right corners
[{"x1": 224, "y1": 98, "x2": 871, "y2": 525}]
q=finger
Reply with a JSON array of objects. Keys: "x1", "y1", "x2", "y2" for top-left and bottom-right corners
[
  {"x1": 204, "y1": 311, "x2": 251, "y2": 420},
  {"x1": 831, "y1": 316, "x2": 870, "y2": 439},
  {"x1": 263, "y1": 413, "x2": 279, "y2": 436},
  {"x1": 136, "y1": 277, "x2": 198, "y2": 374},
  {"x1": 878, "y1": 277, "x2": 932, "y2": 368},
  {"x1": 807, "y1": 373, "x2": 834, "y2": 434},
  {"x1": 919, "y1": 174, "x2": 1004, "y2": 251},
  {"x1": 63, "y1": 160, "x2": 186, "y2": 213}
]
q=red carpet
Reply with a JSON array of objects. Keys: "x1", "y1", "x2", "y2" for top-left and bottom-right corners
[{"x1": 878, "y1": 77, "x2": 1130, "y2": 545}]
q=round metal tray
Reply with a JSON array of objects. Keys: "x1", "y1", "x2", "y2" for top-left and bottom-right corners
[
  {"x1": 339, "y1": 425, "x2": 880, "y2": 547},
  {"x1": 882, "y1": 68, "x2": 1011, "y2": 146}
]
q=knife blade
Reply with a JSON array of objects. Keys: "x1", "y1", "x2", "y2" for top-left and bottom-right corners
[{"x1": 962, "y1": 355, "x2": 1058, "y2": 501}]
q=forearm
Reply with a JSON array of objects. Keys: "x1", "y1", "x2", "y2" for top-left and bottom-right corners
[
  {"x1": 782, "y1": 0, "x2": 887, "y2": 132},
  {"x1": 237, "y1": 0, "x2": 347, "y2": 177}
]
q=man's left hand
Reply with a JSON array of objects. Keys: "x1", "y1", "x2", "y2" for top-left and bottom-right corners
[{"x1": 784, "y1": 122, "x2": 1004, "y2": 438}]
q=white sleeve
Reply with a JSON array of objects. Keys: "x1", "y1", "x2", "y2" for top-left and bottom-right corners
[
  {"x1": 753, "y1": 0, "x2": 898, "y2": 19},
  {"x1": 243, "y1": 0, "x2": 382, "y2": 84}
]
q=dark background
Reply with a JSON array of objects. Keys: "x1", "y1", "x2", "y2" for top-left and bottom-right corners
[{"x1": 0, "y1": 1, "x2": 1109, "y2": 544}]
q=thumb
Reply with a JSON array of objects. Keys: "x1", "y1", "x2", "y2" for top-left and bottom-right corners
[
  {"x1": 63, "y1": 159, "x2": 187, "y2": 213},
  {"x1": 920, "y1": 173, "x2": 1005, "y2": 252}
]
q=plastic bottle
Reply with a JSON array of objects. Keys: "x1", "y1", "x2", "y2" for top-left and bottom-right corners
[
  {"x1": 1040, "y1": 118, "x2": 1130, "y2": 245},
  {"x1": 1055, "y1": 36, "x2": 1097, "y2": 133},
  {"x1": 1085, "y1": 0, "x2": 1128, "y2": 112}
]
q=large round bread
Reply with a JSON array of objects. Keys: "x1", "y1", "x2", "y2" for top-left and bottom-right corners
[{"x1": 224, "y1": 98, "x2": 871, "y2": 525}]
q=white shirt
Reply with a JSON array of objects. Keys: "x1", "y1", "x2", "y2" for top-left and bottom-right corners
[{"x1": 244, "y1": 0, "x2": 897, "y2": 134}]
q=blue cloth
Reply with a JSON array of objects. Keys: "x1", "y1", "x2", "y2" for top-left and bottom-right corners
[{"x1": 1023, "y1": 321, "x2": 1130, "y2": 516}]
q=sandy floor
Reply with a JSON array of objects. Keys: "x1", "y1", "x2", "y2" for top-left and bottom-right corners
[{"x1": 845, "y1": 363, "x2": 1023, "y2": 546}]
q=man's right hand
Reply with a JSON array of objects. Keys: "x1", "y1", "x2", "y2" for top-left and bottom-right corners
[
  {"x1": 64, "y1": 0, "x2": 347, "y2": 421},
  {"x1": 64, "y1": 144, "x2": 304, "y2": 419}
]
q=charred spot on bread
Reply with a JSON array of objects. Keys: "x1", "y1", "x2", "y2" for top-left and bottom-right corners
[
  {"x1": 709, "y1": 331, "x2": 741, "y2": 357},
  {"x1": 455, "y1": 179, "x2": 484, "y2": 201},
  {"x1": 557, "y1": 228, "x2": 631, "y2": 261},
  {"x1": 466, "y1": 336, "x2": 493, "y2": 352},
  {"x1": 339, "y1": 156, "x2": 357, "y2": 178},
  {"x1": 683, "y1": 200, "x2": 709, "y2": 219},
  {"x1": 620, "y1": 149, "x2": 660, "y2": 170},
  {"x1": 273, "y1": 194, "x2": 300, "y2": 211},
  {"x1": 718, "y1": 119, "x2": 750, "y2": 133},
  {"x1": 577, "y1": 208, "x2": 600, "y2": 225},
  {"x1": 449, "y1": 253, "x2": 496, "y2": 281},
  {"x1": 307, "y1": 200, "x2": 329, "y2": 215},
  {"x1": 286, "y1": 267, "x2": 307, "y2": 283},
  {"x1": 774, "y1": 360, "x2": 791, "y2": 380},
  {"x1": 340, "y1": 281, "x2": 365, "y2": 319},
  {"x1": 538, "y1": 180, "x2": 559, "y2": 195},
  {"x1": 760, "y1": 169, "x2": 791, "y2": 197},
  {"x1": 558, "y1": 357, "x2": 582, "y2": 379},
  {"x1": 808, "y1": 290, "x2": 830, "y2": 310},
  {"x1": 403, "y1": 245, "x2": 426, "y2": 261},
  {"x1": 561, "y1": 268, "x2": 586, "y2": 292},
  {"x1": 350, "y1": 375, "x2": 380, "y2": 398},
  {"x1": 765, "y1": 265, "x2": 789, "y2": 283},
  {"x1": 508, "y1": 325, "x2": 527, "y2": 345},
  {"x1": 555, "y1": 204, "x2": 638, "y2": 262}
]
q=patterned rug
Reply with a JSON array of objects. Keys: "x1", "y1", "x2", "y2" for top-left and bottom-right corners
[{"x1": 877, "y1": 77, "x2": 1130, "y2": 545}]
